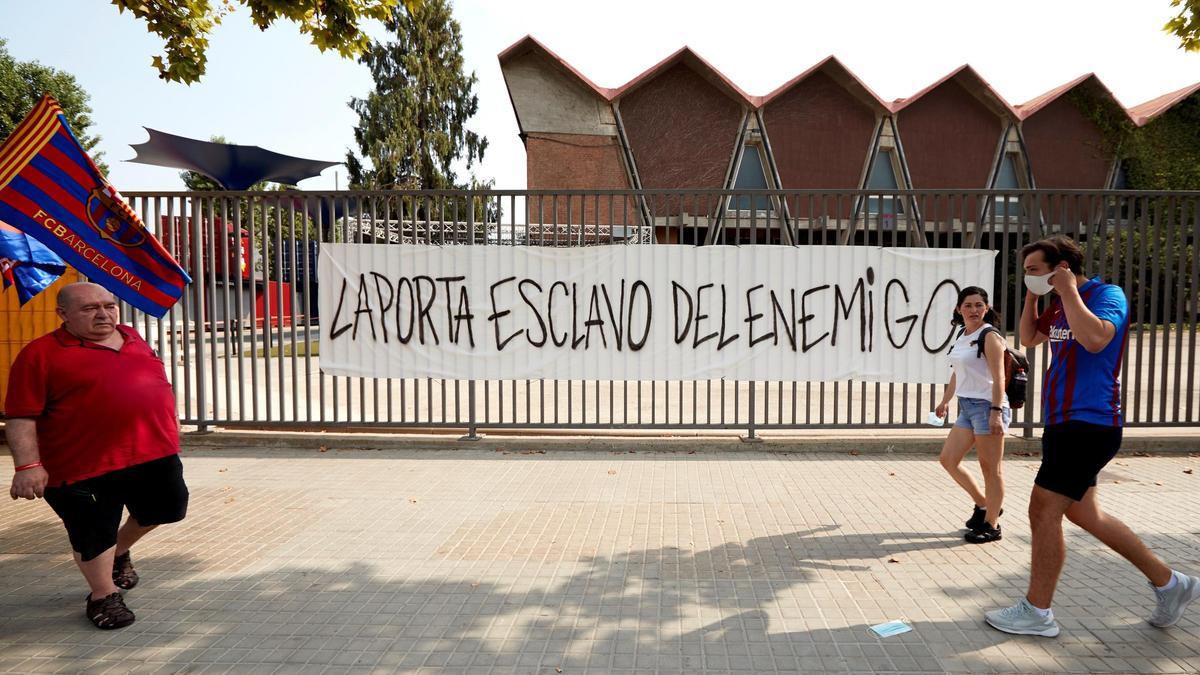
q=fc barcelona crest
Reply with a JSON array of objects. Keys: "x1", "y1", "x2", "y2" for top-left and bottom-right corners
[{"x1": 86, "y1": 185, "x2": 146, "y2": 248}]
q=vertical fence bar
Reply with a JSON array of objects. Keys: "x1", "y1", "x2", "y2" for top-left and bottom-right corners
[
  {"x1": 462, "y1": 190, "x2": 481, "y2": 441},
  {"x1": 1158, "y1": 195, "x2": 1175, "y2": 422},
  {"x1": 190, "y1": 197, "x2": 209, "y2": 431},
  {"x1": 1171, "y1": 196, "x2": 1187, "y2": 422},
  {"x1": 218, "y1": 196, "x2": 232, "y2": 424},
  {"x1": 1188, "y1": 197, "x2": 1199, "y2": 422},
  {"x1": 300, "y1": 195, "x2": 314, "y2": 420}
]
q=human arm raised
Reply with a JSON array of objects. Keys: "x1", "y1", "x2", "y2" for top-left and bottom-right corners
[
  {"x1": 1019, "y1": 290, "x2": 1049, "y2": 348},
  {"x1": 1051, "y1": 271, "x2": 1117, "y2": 353}
]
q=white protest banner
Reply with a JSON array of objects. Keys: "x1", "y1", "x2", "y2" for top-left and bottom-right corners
[{"x1": 318, "y1": 244, "x2": 994, "y2": 383}]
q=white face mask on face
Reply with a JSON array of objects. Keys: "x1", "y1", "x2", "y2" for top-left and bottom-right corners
[{"x1": 1024, "y1": 270, "x2": 1056, "y2": 296}]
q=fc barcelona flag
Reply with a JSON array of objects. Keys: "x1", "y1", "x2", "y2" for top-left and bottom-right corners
[
  {"x1": 0, "y1": 220, "x2": 66, "y2": 304},
  {"x1": 0, "y1": 94, "x2": 190, "y2": 317}
]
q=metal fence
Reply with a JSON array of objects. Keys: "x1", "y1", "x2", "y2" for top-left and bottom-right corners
[{"x1": 117, "y1": 189, "x2": 1200, "y2": 437}]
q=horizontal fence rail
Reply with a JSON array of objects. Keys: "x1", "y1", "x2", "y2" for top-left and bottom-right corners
[{"x1": 103, "y1": 189, "x2": 1199, "y2": 436}]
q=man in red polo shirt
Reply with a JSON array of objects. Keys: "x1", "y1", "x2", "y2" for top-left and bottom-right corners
[{"x1": 6, "y1": 282, "x2": 187, "y2": 630}]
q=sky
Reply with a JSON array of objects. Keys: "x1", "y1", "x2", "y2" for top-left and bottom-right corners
[{"x1": 1, "y1": 0, "x2": 1198, "y2": 193}]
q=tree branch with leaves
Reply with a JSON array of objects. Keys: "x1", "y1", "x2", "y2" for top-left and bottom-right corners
[
  {"x1": 1165, "y1": 0, "x2": 1200, "y2": 51},
  {"x1": 111, "y1": 0, "x2": 419, "y2": 84}
]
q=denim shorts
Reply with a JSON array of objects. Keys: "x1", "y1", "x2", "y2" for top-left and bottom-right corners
[{"x1": 954, "y1": 396, "x2": 1011, "y2": 435}]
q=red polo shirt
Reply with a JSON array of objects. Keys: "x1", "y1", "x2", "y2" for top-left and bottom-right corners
[{"x1": 5, "y1": 325, "x2": 179, "y2": 485}]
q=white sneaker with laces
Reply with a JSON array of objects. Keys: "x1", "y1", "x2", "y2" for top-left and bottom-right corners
[
  {"x1": 984, "y1": 598, "x2": 1060, "y2": 637},
  {"x1": 1148, "y1": 573, "x2": 1200, "y2": 628}
]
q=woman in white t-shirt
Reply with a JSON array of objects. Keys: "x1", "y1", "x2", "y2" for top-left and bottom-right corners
[{"x1": 935, "y1": 286, "x2": 1010, "y2": 544}]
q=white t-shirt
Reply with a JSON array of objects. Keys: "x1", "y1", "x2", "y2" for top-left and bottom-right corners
[{"x1": 949, "y1": 324, "x2": 1006, "y2": 404}]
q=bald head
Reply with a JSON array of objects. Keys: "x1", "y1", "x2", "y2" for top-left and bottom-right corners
[
  {"x1": 57, "y1": 282, "x2": 115, "y2": 311},
  {"x1": 56, "y1": 283, "x2": 120, "y2": 342}
]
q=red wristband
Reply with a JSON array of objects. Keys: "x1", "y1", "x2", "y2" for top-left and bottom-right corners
[{"x1": 14, "y1": 462, "x2": 43, "y2": 472}]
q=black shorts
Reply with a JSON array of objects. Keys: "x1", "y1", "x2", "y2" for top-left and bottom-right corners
[
  {"x1": 1035, "y1": 421, "x2": 1122, "y2": 501},
  {"x1": 43, "y1": 454, "x2": 188, "y2": 562}
]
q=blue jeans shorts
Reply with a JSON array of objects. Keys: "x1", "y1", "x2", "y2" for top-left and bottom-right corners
[{"x1": 954, "y1": 396, "x2": 1011, "y2": 435}]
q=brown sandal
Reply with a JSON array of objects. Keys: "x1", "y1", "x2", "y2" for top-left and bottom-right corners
[
  {"x1": 86, "y1": 592, "x2": 135, "y2": 629},
  {"x1": 112, "y1": 552, "x2": 139, "y2": 590}
]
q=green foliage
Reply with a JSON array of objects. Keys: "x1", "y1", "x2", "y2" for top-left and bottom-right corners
[
  {"x1": 1090, "y1": 209, "x2": 1197, "y2": 326},
  {"x1": 0, "y1": 39, "x2": 107, "y2": 174},
  {"x1": 1124, "y1": 96, "x2": 1200, "y2": 191},
  {"x1": 345, "y1": 0, "x2": 486, "y2": 191},
  {"x1": 1065, "y1": 85, "x2": 1134, "y2": 160},
  {"x1": 1165, "y1": 0, "x2": 1200, "y2": 52},
  {"x1": 111, "y1": 0, "x2": 418, "y2": 84},
  {"x1": 1069, "y1": 78, "x2": 1200, "y2": 191}
]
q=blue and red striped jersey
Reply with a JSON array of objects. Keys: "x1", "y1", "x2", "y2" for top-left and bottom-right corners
[
  {"x1": 1035, "y1": 277, "x2": 1129, "y2": 427},
  {"x1": 0, "y1": 95, "x2": 189, "y2": 317}
]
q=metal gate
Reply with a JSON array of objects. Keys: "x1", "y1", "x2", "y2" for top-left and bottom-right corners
[{"x1": 117, "y1": 189, "x2": 1200, "y2": 437}]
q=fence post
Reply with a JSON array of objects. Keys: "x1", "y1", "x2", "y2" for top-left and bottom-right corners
[
  {"x1": 460, "y1": 190, "x2": 482, "y2": 442},
  {"x1": 191, "y1": 197, "x2": 210, "y2": 434},
  {"x1": 741, "y1": 381, "x2": 763, "y2": 443}
]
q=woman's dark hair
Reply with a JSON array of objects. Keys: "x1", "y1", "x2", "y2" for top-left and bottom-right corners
[{"x1": 951, "y1": 286, "x2": 1001, "y2": 327}]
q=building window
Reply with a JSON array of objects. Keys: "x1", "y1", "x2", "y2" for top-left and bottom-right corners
[
  {"x1": 866, "y1": 148, "x2": 901, "y2": 214},
  {"x1": 990, "y1": 152, "x2": 1022, "y2": 217},
  {"x1": 731, "y1": 144, "x2": 771, "y2": 211},
  {"x1": 1110, "y1": 160, "x2": 1129, "y2": 189}
]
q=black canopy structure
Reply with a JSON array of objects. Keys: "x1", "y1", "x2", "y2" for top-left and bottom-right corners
[{"x1": 128, "y1": 128, "x2": 340, "y2": 190}]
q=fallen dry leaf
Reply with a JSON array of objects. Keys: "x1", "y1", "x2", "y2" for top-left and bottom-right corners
[
  {"x1": 1132, "y1": 451, "x2": 1151, "y2": 457},
  {"x1": 849, "y1": 450, "x2": 860, "y2": 456},
  {"x1": 217, "y1": 468, "x2": 228, "y2": 473},
  {"x1": 887, "y1": 558, "x2": 900, "y2": 564},
  {"x1": 888, "y1": 472, "x2": 896, "y2": 477},
  {"x1": 224, "y1": 497, "x2": 235, "y2": 504},
  {"x1": 1155, "y1": 482, "x2": 1163, "y2": 486},
  {"x1": 607, "y1": 469, "x2": 617, "y2": 475},
  {"x1": 318, "y1": 446, "x2": 328, "y2": 453}
]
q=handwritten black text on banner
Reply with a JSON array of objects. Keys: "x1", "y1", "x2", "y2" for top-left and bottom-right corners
[{"x1": 317, "y1": 244, "x2": 995, "y2": 383}]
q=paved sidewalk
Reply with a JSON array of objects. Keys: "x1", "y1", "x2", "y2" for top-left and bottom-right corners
[{"x1": 1, "y1": 447, "x2": 1198, "y2": 674}]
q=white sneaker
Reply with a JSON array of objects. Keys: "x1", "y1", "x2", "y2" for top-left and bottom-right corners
[
  {"x1": 1149, "y1": 573, "x2": 1200, "y2": 628},
  {"x1": 984, "y1": 598, "x2": 1060, "y2": 637}
]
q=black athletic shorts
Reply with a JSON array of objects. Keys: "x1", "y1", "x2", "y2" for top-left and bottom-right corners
[
  {"x1": 1035, "y1": 421, "x2": 1122, "y2": 501},
  {"x1": 43, "y1": 454, "x2": 188, "y2": 561}
]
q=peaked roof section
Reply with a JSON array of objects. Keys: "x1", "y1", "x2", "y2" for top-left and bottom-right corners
[
  {"x1": 760, "y1": 55, "x2": 890, "y2": 114},
  {"x1": 889, "y1": 65, "x2": 1016, "y2": 119},
  {"x1": 1128, "y1": 80, "x2": 1200, "y2": 126},
  {"x1": 497, "y1": 38, "x2": 1192, "y2": 123},
  {"x1": 1016, "y1": 73, "x2": 1132, "y2": 123},
  {"x1": 498, "y1": 35, "x2": 616, "y2": 99},
  {"x1": 609, "y1": 47, "x2": 759, "y2": 107}
]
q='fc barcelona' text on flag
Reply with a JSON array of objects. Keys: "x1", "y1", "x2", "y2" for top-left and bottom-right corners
[{"x1": 0, "y1": 94, "x2": 190, "y2": 316}]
